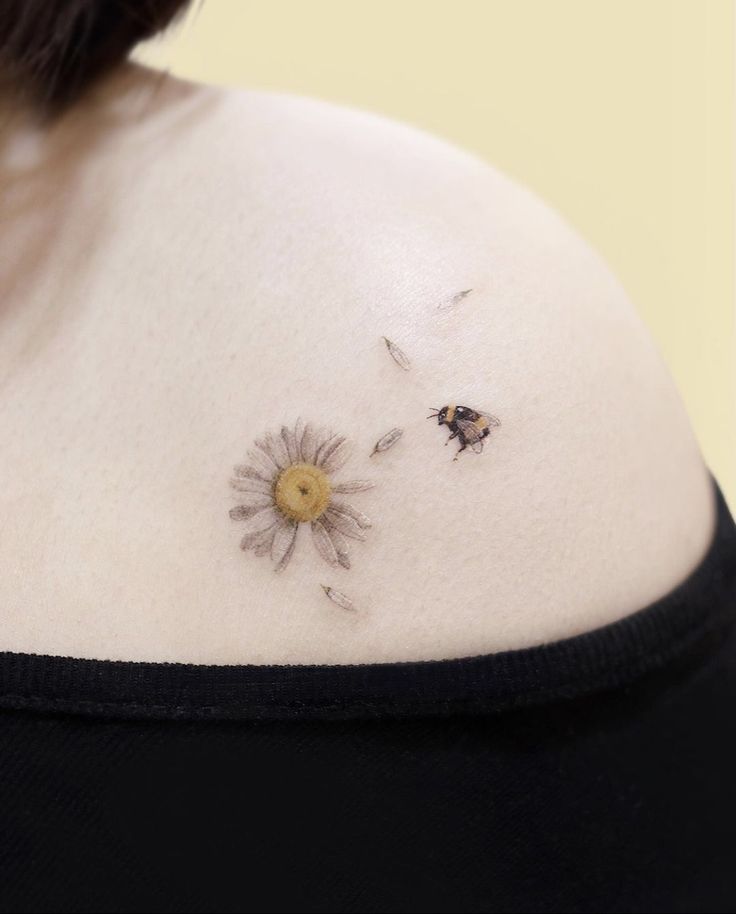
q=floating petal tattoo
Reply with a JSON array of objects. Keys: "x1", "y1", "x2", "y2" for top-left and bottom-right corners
[
  {"x1": 321, "y1": 584, "x2": 356, "y2": 611},
  {"x1": 381, "y1": 336, "x2": 411, "y2": 371},
  {"x1": 370, "y1": 427, "x2": 403, "y2": 457},
  {"x1": 230, "y1": 422, "x2": 374, "y2": 572},
  {"x1": 437, "y1": 288, "x2": 473, "y2": 312}
]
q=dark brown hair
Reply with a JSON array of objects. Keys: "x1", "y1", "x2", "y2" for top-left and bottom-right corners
[{"x1": 0, "y1": 0, "x2": 191, "y2": 113}]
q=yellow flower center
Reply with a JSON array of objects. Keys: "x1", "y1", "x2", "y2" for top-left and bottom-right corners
[{"x1": 274, "y1": 463, "x2": 331, "y2": 523}]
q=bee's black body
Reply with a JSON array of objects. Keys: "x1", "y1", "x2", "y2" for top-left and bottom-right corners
[{"x1": 428, "y1": 404, "x2": 500, "y2": 459}]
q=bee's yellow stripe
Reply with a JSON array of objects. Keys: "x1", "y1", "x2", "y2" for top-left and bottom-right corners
[
  {"x1": 475, "y1": 416, "x2": 489, "y2": 430},
  {"x1": 446, "y1": 404, "x2": 456, "y2": 424}
]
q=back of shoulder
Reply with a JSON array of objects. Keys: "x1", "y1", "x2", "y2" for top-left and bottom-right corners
[{"x1": 0, "y1": 73, "x2": 714, "y2": 664}]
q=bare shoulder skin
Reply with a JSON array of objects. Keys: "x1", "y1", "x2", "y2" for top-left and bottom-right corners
[{"x1": 0, "y1": 64, "x2": 714, "y2": 664}]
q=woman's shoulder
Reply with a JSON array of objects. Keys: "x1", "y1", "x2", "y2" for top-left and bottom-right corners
[{"x1": 0, "y1": 69, "x2": 714, "y2": 665}]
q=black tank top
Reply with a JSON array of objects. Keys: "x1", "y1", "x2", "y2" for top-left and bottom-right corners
[{"x1": 1, "y1": 478, "x2": 735, "y2": 913}]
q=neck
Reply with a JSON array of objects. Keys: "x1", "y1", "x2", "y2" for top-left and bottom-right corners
[
  {"x1": 0, "y1": 62, "x2": 190, "y2": 386},
  {"x1": 0, "y1": 62, "x2": 168, "y2": 150}
]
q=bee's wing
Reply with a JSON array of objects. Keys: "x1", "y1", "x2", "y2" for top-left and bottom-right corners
[
  {"x1": 456, "y1": 419, "x2": 485, "y2": 453},
  {"x1": 477, "y1": 411, "x2": 501, "y2": 427}
]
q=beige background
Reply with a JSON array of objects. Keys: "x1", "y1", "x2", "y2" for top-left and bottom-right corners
[{"x1": 138, "y1": 0, "x2": 735, "y2": 506}]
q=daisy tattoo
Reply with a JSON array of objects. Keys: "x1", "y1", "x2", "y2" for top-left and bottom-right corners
[{"x1": 229, "y1": 421, "x2": 374, "y2": 572}]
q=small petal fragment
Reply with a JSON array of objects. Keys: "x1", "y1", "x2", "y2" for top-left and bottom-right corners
[
  {"x1": 370, "y1": 427, "x2": 403, "y2": 457},
  {"x1": 321, "y1": 585, "x2": 355, "y2": 611},
  {"x1": 382, "y1": 336, "x2": 411, "y2": 371},
  {"x1": 437, "y1": 288, "x2": 473, "y2": 312}
]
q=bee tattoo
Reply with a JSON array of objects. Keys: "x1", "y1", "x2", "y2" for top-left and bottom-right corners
[{"x1": 427, "y1": 404, "x2": 501, "y2": 459}]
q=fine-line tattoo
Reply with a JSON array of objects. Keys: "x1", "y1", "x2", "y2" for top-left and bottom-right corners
[
  {"x1": 321, "y1": 584, "x2": 356, "y2": 611},
  {"x1": 428, "y1": 404, "x2": 500, "y2": 460},
  {"x1": 381, "y1": 336, "x2": 411, "y2": 371},
  {"x1": 229, "y1": 420, "x2": 374, "y2": 572},
  {"x1": 370, "y1": 427, "x2": 403, "y2": 457},
  {"x1": 437, "y1": 288, "x2": 473, "y2": 312}
]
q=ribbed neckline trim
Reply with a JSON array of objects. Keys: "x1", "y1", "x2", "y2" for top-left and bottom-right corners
[{"x1": 1, "y1": 479, "x2": 735, "y2": 722}]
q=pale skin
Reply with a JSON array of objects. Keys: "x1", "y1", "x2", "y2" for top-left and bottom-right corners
[{"x1": 0, "y1": 64, "x2": 714, "y2": 665}]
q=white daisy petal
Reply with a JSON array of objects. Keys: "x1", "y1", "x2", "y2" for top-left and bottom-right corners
[
  {"x1": 323, "y1": 507, "x2": 367, "y2": 541},
  {"x1": 256, "y1": 435, "x2": 278, "y2": 469},
  {"x1": 230, "y1": 476, "x2": 274, "y2": 496},
  {"x1": 236, "y1": 506, "x2": 281, "y2": 536},
  {"x1": 281, "y1": 425, "x2": 299, "y2": 464},
  {"x1": 254, "y1": 527, "x2": 278, "y2": 555},
  {"x1": 254, "y1": 435, "x2": 278, "y2": 462},
  {"x1": 240, "y1": 532, "x2": 259, "y2": 551},
  {"x1": 331, "y1": 479, "x2": 374, "y2": 494},
  {"x1": 293, "y1": 419, "x2": 305, "y2": 457},
  {"x1": 311, "y1": 519, "x2": 340, "y2": 566},
  {"x1": 330, "y1": 499, "x2": 372, "y2": 529},
  {"x1": 315, "y1": 434, "x2": 343, "y2": 467},
  {"x1": 323, "y1": 521, "x2": 349, "y2": 554},
  {"x1": 321, "y1": 438, "x2": 352, "y2": 474},
  {"x1": 229, "y1": 500, "x2": 273, "y2": 520},
  {"x1": 267, "y1": 432, "x2": 289, "y2": 469},
  {"x1": 272, "y1": 522, "x2": 298, "y2": 572},
  {"x1": 276, "y1": 533, "x2": 297, "y2": 569},
  {"x1": 241, "y1": 523, "x2": 277, "y2": 551},
  {"x1": 314, "y1": 432, "x2": 339, "y2": 466},
  {"x1": 246, "y1": 447, "x2": 276, "y2": 475},
  {"x1": 322, "y1": 521, "x2": 351, "y2": 568},
  {"x1": 300, "y1": 423, "x2": 318, "y2": 464},
  {"x1": 233, "y1": 463, "x2": 271, "y2": 482}
]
